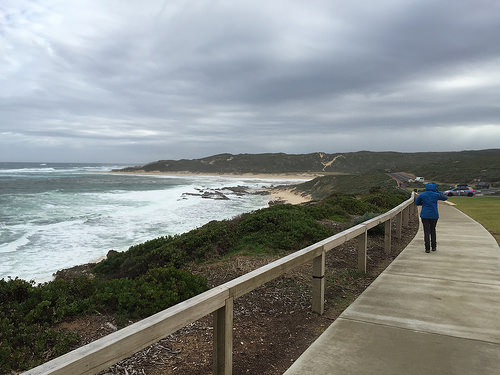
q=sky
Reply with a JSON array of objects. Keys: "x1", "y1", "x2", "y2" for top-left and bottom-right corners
[{"x1": 1, "y1": 0, "x2": 500, "y2": 164}]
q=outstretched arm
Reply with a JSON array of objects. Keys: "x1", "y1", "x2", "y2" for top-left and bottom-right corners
[
  {"x1": 437, "y1": 191, "x2": 448, "y2": 201},
  {"x1": 415, "y1": 194, "x2": 423, "y2": 205}
]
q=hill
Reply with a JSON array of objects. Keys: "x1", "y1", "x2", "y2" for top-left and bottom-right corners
[
  {"x1": 294, "y1": 173, "x2": 398, "y2": 200},
  {"x1": 119, "y1": 149, "x2": 500, "y2": 184}
]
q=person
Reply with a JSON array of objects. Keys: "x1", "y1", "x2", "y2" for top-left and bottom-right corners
[{"x1": 415, "y1": 183, "x2": 448, "y2": 253}]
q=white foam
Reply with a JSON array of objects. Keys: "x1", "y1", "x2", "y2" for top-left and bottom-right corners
[
  {"x1": 0, "y1": 174, "x2": 292, "y2": 282},
  {"x1": 0, "y1": 167, "x2": 58, "y2": 174},
  {"x1": 0, "y1": 233, "x2": 30, "y2": 254}
]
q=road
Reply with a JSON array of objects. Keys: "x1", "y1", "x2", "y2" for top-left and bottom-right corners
[{"x1": 388, "y1": 172, "x2": 413, "y2": 183}]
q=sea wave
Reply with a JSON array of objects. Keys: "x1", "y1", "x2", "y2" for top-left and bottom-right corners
[
  {"x1": 0, "y1": 163, "x2": 130, "y2": 175},
  {"x1": 0, "y1": 167, "x2": 59, "y2": 174},
  {"x1": 0, "y1": 167, "x2": 285, "y2": 282}
]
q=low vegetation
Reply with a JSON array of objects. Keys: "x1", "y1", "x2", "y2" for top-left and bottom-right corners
[
  {"x1": 294, "y1": 173, "x2": 398, "y2": 200},
  {"x1": 0, "y1": 269, "x2": 206, "y2": 372},
  {"x1": 1, "y1": 188, "x2": 409, "y2": 373}
]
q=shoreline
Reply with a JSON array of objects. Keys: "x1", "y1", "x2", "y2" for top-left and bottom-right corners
[
  {"x1": 108, "y1": 169, "x2": 324, "y2": 181},
  {"x1": 109, "y1": 169, "x2": 318, "y2": 205},
  {"x1": 52, "y1": 188, "x2": 311, "y2": 282},
  {"x1": 50, "y1": 175, "x2": 314, "y2": 281}
]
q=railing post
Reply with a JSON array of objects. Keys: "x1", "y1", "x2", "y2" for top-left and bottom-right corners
[
  {"x1": 312, "y1": 246, "x2": 325, "y2": 315},
  {"x1": 357, "y1": 227, "x2": 367, "y2": 273},
  {"x1": 395, "y1": 212, "x2": 402, "y2": 239},
  {"x1": 384, "y1": 219, "x2": 392, "y2": 255},
  {"x1": 409, "y1": 201, "x2": 416, "y2": 217},
  {"x1": 402, "y1": 206, "x2": 409, "y2": 227},
  {"x1": 214, "y1": 297, "x2": 233, "y2": 375}
]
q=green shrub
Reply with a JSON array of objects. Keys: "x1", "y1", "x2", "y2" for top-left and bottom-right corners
[
  {"x1": 173, "y1": 220, "x2": 238, "y2": 260},
  {"x1": 0, "y1": 267, "x2": 207, "y2": 372},
  {"x1": 323, "y1": 193, "x2": 378, "y2": 215},
  {"x1": 351, "y1": 212, "x2": 385, "y2": 235},
  {"x1": 0, "y1": 316, "x2": 79, "y2": 372},
  {"x1": 235, "y1": 204, "x2": 334, "y2": 253},
  {"x1": 94, "y1": 240, "x2": 187, "y2": 279},
  {"x1": 91, "y1": 267, "x2": 207, "y2": 321},
  {"x1": 0, "y1": 277, "x2": 33, "y2": 303},
  {"x1": 0, "y1": 278, "x2": 82, "y2": 372},
  {"x1": 94, "y1": 221, "x2": 237, "y2": 279},
  {"x1": 361, "y1": 190, "x2": 410, "y2": 211},
  {"x1": 302, "y1": 200, "x2": 350, "y2": 221}
]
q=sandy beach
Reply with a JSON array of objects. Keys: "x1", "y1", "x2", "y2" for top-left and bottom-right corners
[
  {"x1": 268, "y1": 187, "x2": 313, "y2": 204},
  {"x1": 110, "y1": 169, "x2": 323, "y2": 181}
]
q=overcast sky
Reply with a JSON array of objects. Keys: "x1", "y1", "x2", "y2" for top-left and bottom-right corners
[{"x1": 1, "y1": 0, "x2": 500, "y2": 163}]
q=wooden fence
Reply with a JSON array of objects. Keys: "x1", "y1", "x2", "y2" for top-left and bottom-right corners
[{"x1": 24, "y1": 194, "x2": 417, "y2": 375}]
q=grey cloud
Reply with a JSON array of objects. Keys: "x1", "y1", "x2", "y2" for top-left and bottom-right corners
[{"x1": 1, "y1": 0, "x2": 499, "y2": 163}]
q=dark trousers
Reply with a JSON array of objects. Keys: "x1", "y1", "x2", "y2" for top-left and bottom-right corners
[{"x1": 421, "y1": 218, "x2": 438, "y2": 251}]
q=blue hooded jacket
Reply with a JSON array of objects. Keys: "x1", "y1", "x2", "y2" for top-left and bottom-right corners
[{"x1": 415, "y1": 183, "x2": 448, "y2": 219}]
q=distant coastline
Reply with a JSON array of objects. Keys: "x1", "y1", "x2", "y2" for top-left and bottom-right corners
[
  {"x1": 109, "y1": 169, "x2": 325, "y2": 180},
  {"x1": 111, "y1": 150, "x2": 500, "y2": 186},
  {"x1": 108, "y1": 170, "x2": 318, "y2": 205}
]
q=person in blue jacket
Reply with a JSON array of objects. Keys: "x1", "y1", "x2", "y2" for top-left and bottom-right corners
[{"x1": 415, "y1": 183, "x2": 448, "y2": 253}]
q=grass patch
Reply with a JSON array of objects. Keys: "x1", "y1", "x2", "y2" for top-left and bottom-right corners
[{"x1": 448, "y1": 197, "x2": 500, "y2": 245}]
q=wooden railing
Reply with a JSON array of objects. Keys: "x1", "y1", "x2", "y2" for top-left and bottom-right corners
[{"x1": 24, "y1": 194, "x2": 417, "y2": 375}]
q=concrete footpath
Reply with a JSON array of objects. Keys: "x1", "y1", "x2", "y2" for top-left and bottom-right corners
[{"x1": 284, "y1": 202, "x2": 500, "y2": 375}]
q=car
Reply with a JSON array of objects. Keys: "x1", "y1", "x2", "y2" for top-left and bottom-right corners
[
  {"x1": 475, "y1": 182, "x2": 490, "y2": 189},
  {"x1": 444, "y1": 186, "x2": 475, "y2": 197}
]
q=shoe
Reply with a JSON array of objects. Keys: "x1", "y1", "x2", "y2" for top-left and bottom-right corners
[
  {"x1": 431, "y1": 248, "x2": 436, "y2": 252},
  {"x1": 425, "y1": 249, "x2": 430, "y2": 253}
]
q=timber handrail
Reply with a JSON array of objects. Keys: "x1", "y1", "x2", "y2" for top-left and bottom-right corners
[{"x1": 24, "y1": 193, "x2": 417, "y2": 375}]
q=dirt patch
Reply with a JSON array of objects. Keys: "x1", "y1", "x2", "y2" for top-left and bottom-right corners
[{"x1": 54, "y1": 217, "x2": 418, "y2": 375}]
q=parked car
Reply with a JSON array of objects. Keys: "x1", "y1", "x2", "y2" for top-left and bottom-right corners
[
  {"x1": 444, "y1": 186, "x2": 475, "y2": 197},
  {"x1": 475, "y1": 182, "x2": 490, "y2": 189}
]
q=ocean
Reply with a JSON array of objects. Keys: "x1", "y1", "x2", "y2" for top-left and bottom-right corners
[{"x1": 0, "y1": 162, "x2": 302, "y2": 283}]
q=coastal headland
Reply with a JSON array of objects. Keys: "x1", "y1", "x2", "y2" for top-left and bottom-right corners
[{"x1": 115, "y1": 149, "x2": 500, "y2": 186}]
